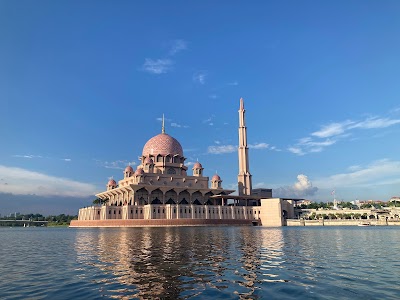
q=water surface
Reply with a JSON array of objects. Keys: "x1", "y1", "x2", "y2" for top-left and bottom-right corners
[{"x1": 0, "y1": 226, "x2": 399, "y2": 299}]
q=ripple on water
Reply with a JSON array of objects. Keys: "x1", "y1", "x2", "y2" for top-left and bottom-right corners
[{"x1": 1, "y1": 226, "x2": 400, "y2": 299}]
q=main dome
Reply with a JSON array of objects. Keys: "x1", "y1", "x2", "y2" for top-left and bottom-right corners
[{"x1": 142, "y1": 133, "x2": 184, "y2": 157}]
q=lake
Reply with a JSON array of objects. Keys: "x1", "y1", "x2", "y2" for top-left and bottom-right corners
[{"x1": 0, "y1": 226, "x2": 399, "y2": 299}]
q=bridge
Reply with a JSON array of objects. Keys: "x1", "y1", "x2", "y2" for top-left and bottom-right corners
[{"x1": 0, "y1": 219, "x2": 48, "y2": 227}]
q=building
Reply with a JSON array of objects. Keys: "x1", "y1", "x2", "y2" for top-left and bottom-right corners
[{"x1": 70, "y1": 99, "x2": 295, "y2": 228}]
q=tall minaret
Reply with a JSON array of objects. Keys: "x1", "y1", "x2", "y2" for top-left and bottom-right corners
[{"x1": 238, "y1": 98, "x2": 252, "y2": 195}]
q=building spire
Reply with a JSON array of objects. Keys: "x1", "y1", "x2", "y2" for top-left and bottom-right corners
[
  {"x1": 238, "y1": 97, "x2": 252, "y2": 196},
  {"x1": 162, "y1": 114, "x2": 165, "y2": 134}
]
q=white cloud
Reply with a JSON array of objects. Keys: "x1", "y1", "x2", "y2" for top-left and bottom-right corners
[
  {"x1": 95, "y1": 159, "x2": 136, "y2": 170},
  {"x1": 169, "y1": 39, "x2": 187, "y2": 55},
  {"x1": 249, "y1": 143, "x2": 269, "y2": 149},
  {"x1": 207, "y1": 145, "x2": 236, "y2": 154},
  {"x1": 142, "y1": 58, "x2": 173, "y2": 74},
  {"x1": 314, "y1": 159, "x2": 400, "y2": 189},
  {"x1": 209, "y1": 122, "x2": 214, "y2": 126},
  {"x1": 193, "y1": 71, "x2": 207, "y2": 84},
  {"x1": 214, "y1": 140, "x2": 221, "y2": 144},
  {"x1": 13, "y1": 154, "x2": 42, "y2": 159},
  {"x1": 170, "y1": 122, "x2": 189, "y2": 128},
  {"x1": 227, "y1": 81, "x2": 238, "y2": 86},
  {"x1": 0, "y1": 165, "x2": 97, "y2": 197},
  {"x1": 311, "y1": 121, "x2": 354, "y2": 138},
  {"x1": 349, "y1": 117, "x2": 400, "y2": 129},
  {"x1": 290, "y1": 113, "x2": 400, "y2": 155},
  {"x1": 209, "y1": 94, "x2": 218, "y2": 99},
  {"x1": 186, "y1": 161, "x2": 195, "y2": 166},
  {"x1": 63, "y1": 158, "x2": 71, "y2": 162},
  {"x1": 287, "y1": 147, "x2": 305, "y2": 156},
  {"x1": 274, "y1": 174, "x2": 318, "y2": 198}
]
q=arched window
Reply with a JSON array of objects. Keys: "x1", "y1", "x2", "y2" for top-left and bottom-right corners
[{"x1": 167, "y1": 167, "x2": 176, "y2": 174}]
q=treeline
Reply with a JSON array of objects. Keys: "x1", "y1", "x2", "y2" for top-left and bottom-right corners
[
  {"x1": 1, "y1": 214, "x2": 77, "y2": 226},
  {"x1": 299, "y1": 201, "x2": 400, "y2": 210}
]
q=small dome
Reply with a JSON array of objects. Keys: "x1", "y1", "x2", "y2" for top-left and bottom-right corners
[
  {"x1": 108, "y1": 179, "x2": 117, "y2": 186},
  {"x1": 144, "y1": 157, "x2": 154, "y2": 164},
  {"x1": 142, "y1": 133, "x2": 183, "y2": 157},
  {"x1": 192, "y1": 162, "x2": 203, "y2": 169},
  {"x1": 124, "y1": 165, "x2": 134, "y2": 173},
  {"x1": 135, "y1": 168, "x2": 144, "y2": 175},
  {"x1": 212, "y1": 174, "x2": 221, "y2": 181}
]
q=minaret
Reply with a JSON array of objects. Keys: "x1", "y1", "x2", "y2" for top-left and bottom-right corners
[{"x1": 238, "y1": 98, "x2": 252, "y2": 195}]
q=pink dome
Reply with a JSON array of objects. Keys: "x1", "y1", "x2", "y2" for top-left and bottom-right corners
[
  {"x1": 144, "y1": 157, "x2": 154, "y2": 164},
  {"x1": 142, "y1": 133, "x2": 183, "y2": 157},
  {"x1": 212, "y1": 174, "x2": 221, "y2": 181},
  {"x1": 125, "y1": 165, "x2": 134, "y2": 173},
  {"x1": 107, "y1": 179, "x2": 117, "y2": 186},
  {"x1": 135, "y1": 168, "x2": 144, "y2": 175},
  {"x1": 192, "y1": 162, "x2": 203, "y2": 169}
]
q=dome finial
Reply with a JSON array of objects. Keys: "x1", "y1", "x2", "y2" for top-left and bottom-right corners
[{"x1": 162, "y1": 114, "x2": 165, "y2": 134}]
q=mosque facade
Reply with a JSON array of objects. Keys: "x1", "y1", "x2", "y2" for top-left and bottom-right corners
[{"x1": 70, "y1": 99, "x2": 295, "y2": 227}]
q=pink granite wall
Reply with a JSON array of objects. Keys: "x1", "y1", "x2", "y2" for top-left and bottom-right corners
[{"x1": 70, "y1": 219, "x2": 256, "y2": 227}]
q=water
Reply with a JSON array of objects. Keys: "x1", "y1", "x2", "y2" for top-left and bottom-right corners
[{"x1": 1, "y1": 226, "x2": 399, "y2": 299}]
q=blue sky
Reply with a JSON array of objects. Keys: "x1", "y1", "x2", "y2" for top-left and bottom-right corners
[{"x1": 1, "y1": 1, "x2": 400, "y2": 214}]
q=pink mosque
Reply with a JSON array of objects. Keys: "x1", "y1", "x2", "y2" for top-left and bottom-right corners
[{"x1": 70, "y1": 99, "x2": 296, "y2": 227}]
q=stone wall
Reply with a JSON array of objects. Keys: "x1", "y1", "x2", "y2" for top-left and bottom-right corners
[{"x1": 70, "y1": 218, "x2": 256, "y2": 228}]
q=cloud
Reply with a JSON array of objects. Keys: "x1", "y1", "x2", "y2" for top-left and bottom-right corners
[
  {"x1": 95, "y1": 159, "x2": 136, "y2": 170},
  {"x1": 287, "y1": 147, "x2": 305, "y2": 156},
  {"x1": 0, "y1": 165, "x2": 97, "y2": 197},
  {"x1": 227, "y1": 81, "x2": 239, "y2": 86},
  {"x1": 209, "y1": 94, "x2": 218, "y2": 99},
  {"x1": 207, "y1": 145, "x2": 236, "y2": 154},
  {"x1": 13, "y1": 155, "x2": 42, "y2": 159},
  {"x1": 203, "y1": 116, "x2": 215, "y2": 126},
  {"x1": 170, "y1": 122, "x2": 189, "y2": 128},
  {"x1": 63, "y1": 158, "x2": 71, "y2": 162},
  {"x1": 274, "y1": 174, "x2": 318, "y2": 198},
  {"x1": 314, "y1": 159, "x2": 400, "y2": 189},
  {"x1": 249, "y1": 143, "x2": 269, "y2": 149},
  {"x1": 169, "y1": 39, "x2": 187, "y2": 55},
  {"x1": 289, "y1": 113, "x2": 400, "y2": 155},
  {"x1": 349, "y1": 117, "x2": 400, "y2": 130},
  {"x1": 193, "y1": 71, "x2": 207, "y2": 84},
  {"x1": 214, "y1": 141, "x2": 221, "y2": 144},
  {"x1": 311, "y1": 121, "x2": 354, "y2": 138},
  {"x1": 142, "y1": 58, "x2": 173, "y2": 74},
  {"x1": 185, "y1": 161, "x2": 195, "y2": 166}
]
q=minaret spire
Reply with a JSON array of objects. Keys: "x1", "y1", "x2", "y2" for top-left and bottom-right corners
[
  {"x1": 238, "y1": 97, "x2": 252, "y2": 196},
  {"x1": 162, "y1": 114, "x2": 165, "y2": 134}
]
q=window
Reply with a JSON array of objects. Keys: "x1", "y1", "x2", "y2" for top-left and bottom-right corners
[{"x1": 167, "y1": 167, "x2": 176, "y2": 174}]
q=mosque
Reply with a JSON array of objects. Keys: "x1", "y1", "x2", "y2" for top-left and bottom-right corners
[{"x1": 70, "y1": 99, "x2": 296, "y2": 227}]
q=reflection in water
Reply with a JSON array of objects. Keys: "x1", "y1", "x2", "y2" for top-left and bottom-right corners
[
  {"x1": 75, "y1": 227, "x2": 287, "y2": 299},
  {"x1": 74, "y1": 227, "x2": 400, "y2": 299}
]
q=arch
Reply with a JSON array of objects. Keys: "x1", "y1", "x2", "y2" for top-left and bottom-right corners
[
  {"x1": 167, "y1": 167, "x2": 176, "y2": 174},
  {"x1": 282, "y1": 210, "x2": 288, "y2": 219},
  {"x1": 150, "y1": 188, "x2": 163, "y2": 204},
  {"x1": 205, "y1": 192, "x2": 215, "y2": 205},
  {"x1": 135, "y1": 188, "x2": 149, "y2": 205},
  {"x1": 156, "y1": 155, "x2": 163, "y2": 162},
  {"x1": 152, "y1": 197, "x2": 162, "y2": 204},
  {"x1": 180, "y1": 198, "x2": 189, "y2": 205},
  {"x1": 193, "y1": 199, "x2": 201, "y2": 205},
  {"x1": 165, "y1": 190, "x2": 177, "y2": 204},
  {"x1": 191, "y1": 191, "x2": 203, "y2": 205},
  {"x1": 179, "y1": 190, "x2": 190, "y2": 204},
  {"x1": 205, "y1": 199, "x2": 213, "y2": 205},
  {"x1": 165, "y1": 155, "x2": 171, "y2": 163},
  {"x1": 166, "y1": 198, "x2": 176, "y2": 204}
]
